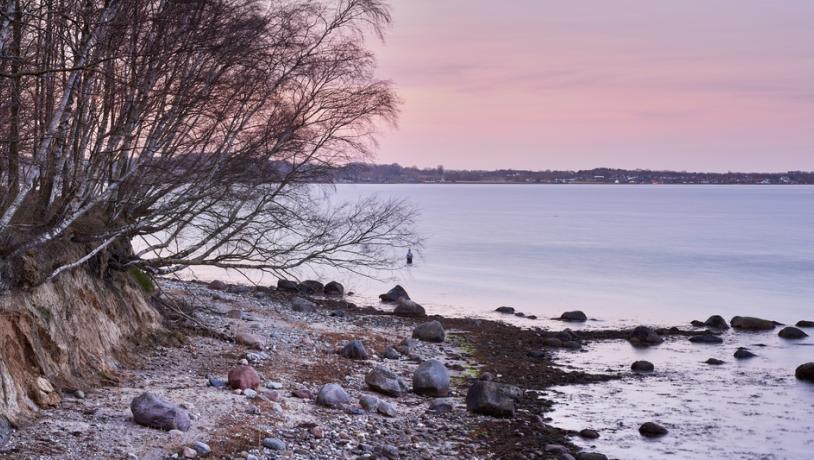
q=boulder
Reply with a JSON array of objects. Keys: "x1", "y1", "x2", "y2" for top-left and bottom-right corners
[
  {"x1": 377, "y1": 400, "x2": 397, "y2": 417},
  {"x1": 130, "y1": 392, "x2": 191, "y2": 432},
  {"x1": 235, "y1": 332, "x2": 264, "y2": 350},
  {"x1": 379, "y1": 285, "x2": 410, "y2": 302},
  {"x1": 290, "y1": 297, "x2": 317, "y2": 313},
  {"x1": 638, "y1": 421, "x2": 668, "y2": 437},
  {"x1": 795, "y1": 363, "x2": 814, "y2": 382},
  {"x1": 393, "y1": 298, "x2": 426, "y2": 317},
  {"x1": 276, "y1": 279, "x2": 299, "y2": 292},
  {"x1": 690, "y1": 320, "x2": 705, "y2": 328},
  {"x1": 412, "y1": 360, "x2": 450, "y2": 397},
  {"x1": 465, "y1": 381, "x2": 515, "y2": 417},
  {"x1": 339, "y1": 340, "x2": 369, "y2": 360},
  {"x1": 316, "y1": 383, "x2": 349, "y2": 408},
  {"x1": 227, "y1": 365, "x2": 261, "y2": 390},
  {"x1": 704, "y1": 315, "x2": 730, "y2": 330},
  {"x1": 705, "y1": 358, "x2": 725, "y2": 365},
  {"x1": 382, "y1": 346, "x2": 401, "y2": 360},
  {"x1": 495, "y1": 306, "x2": 515, "y2": 314},
  {"x1": 778, "y1": 327, "x2": 808, "y2": 339},
  {"x1": 365, "y1": 367, "x2": 408, "y2": 397},
  {"x1": 298, "y1": 280, "x2": 324, "y2": 294},
  {"x1": 395, "y1": 338, "x2": 419, "y2": 357},
  {"x1": 730, "y1": 316, "x2": 775, "y2": 331},
  {"x1": 631, "y1": 361, "x2": 654, "y2": 372},
  {"x1": 734, "y1": 347, "x2": 757, "y2": 359},
  {"x1": 323, "y1": 281, "x2": 344, "y2": 296},
  {"x1": 208, "y1": 280, "x2": 227, "y2": 290},
  {"x1": 412, "y1": 320, "x2": 445, "y2": 343},
  {"x1": 359, "y1": 395, "x2": 380, "y2": 412},
  {"x1": 796, "y1": 320, "x2": 814, "y2": 328},
  {"x1": 428, "y1": 398, "x2": 454, "y2": 413},
  {"x1": 628, "y1": 326, "x2": 663, "y2": 347},
  {"x1": 579, "y1": 429, "x2": 599, "y2": 439},
  {"x1": 560, "y1": 311, "x2": 587, "y2": 322},
  {"x1": 689, "y1": 334, "x2": 723, "y2": 344}
]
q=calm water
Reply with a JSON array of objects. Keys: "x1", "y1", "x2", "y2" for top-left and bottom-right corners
[{"x1": 187, "y1": 184, "x2": 814, "y2": 459}]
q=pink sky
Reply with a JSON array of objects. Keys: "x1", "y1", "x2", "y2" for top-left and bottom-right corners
[{"x1": 370, "y1": 0, "x2": 814, "y2": 172}]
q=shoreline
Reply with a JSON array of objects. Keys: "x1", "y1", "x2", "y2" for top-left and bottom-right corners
[{"x1": 0, "y1": 278, "x2": 737, "y2": 459}]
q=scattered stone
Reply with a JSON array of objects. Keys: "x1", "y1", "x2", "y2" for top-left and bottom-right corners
[
  {"x1": 262, "y1": 437, "x2": 286, "y2": 451},
  {"x1": 235, "y1": 332, "x2": 264, "y2": 350},
  {"x1": 130, "y1": 392, "x2": 191, "y2": 432},
  {"x1": 628, "y1": 326, "x2": 663, "y2": 347},
  {"x1": 323, "y1": 281, "x2": 344, "y2": 296},
  {"x1": 377, "y1": 400, "x2": 397, "y2": 417},
  {"x1": 298, "y1": 280, "x2": 324, "y2": 294},
  {"x1": 689, "y1": 334, "x2": 724, "y2": 344},
  {"x1": 465, "y1": 381, "x2": 515, "y2": 417},
  {"x1": 246, "y1": 405, "x2": 260, "y2": 415},
  {"x1": 704, "y1": 315, "x2": 730, "y2": 330},
  {"x1": 796, "y1": 320, "x2": 814, "y2": 328},
  {"x1": 227, "y1": 366, "x2": 261, "y2": 390},
  {"x1": 705, "y1": 358, "x2": 725, "y2": 365},
  {"x1": 639, "y1": 422, "x2": 668, "y2": 437},
  {"x1": 412, "y1": 359, "x2": 450, "y2": 397},
  {"x1": 374, "y1": 445, "x2": 400, "y2": 460},
  {"x1": 365, "y1": 367, "x2": 409, "y2": 397},
  {"x1": 207, "y1": 280, "x2": 227, "y2": 290},
  {"x1": 339, "y1": 340, "x2": 369, "y2": 360},
  {"x1": 310, "y1": 426, "x2": 325, "y2": 438},
  {"x1": 379, "y1": 285, "x2": 410, "y2": 302},
  {"x1": 545, "y1": 444, "x2": 568, "y2": 454},
  {"x1": 412, "y1": 320, "x2": 445, "y2": 343},
  {"x1": 291, "y1": 297, "x2": 317, "y2": 313},
  {"x1": 514, "y1": 312, "x2": 525, "y2": 317},
  {"x1": 359, "y1": 395, "x2": 380, "y2": 412},
  {"x1": 495, "y1": 306, "x2": 515, "y2": 314},
  {"x1": 730, "y1": 316, "x2": 775, "y2": 331},
  {"x1": 428, "y1": 398, "x2": 454, "y2": 413},
  {"x1": 182, "y1": 446, "x2": 198, "y2": 459},
  {"x1": 243, "y1": 389, "x2": 257, "y2": 399},
  {"x1": 778, "y1": 326, "x2": 808, "y2": 339},
  {"x1": 579, "y1": 429, "x2": 599, "y2": 439},
  {"x1": 265, "y1": 381, "x2": 283, "y2": 390},
  {"x1": 560, "y1": 311, "x2": 587, "y2": 322},
  {"x1": 291, "y1": 389, "x2": 312, "y2": 399},
  {"x1": 395, "y1": 338, "x2": 419, "y2": 356},
  {"x1": 527, "y1": 315, "x2": 538, "y2": 320},
  {"x1": 276, "y1": 279, "x2": 299, "y2": 292},
  {"x1": 393, "y1": 298, "x2": 427, "y2": 317},
  {"x1": 382, "y1": 346, "x2": 401, "y2": 359},
  {"x1": 734, "y1": 347, "x2": 757, "y2": 359},
  {"x1": 74, "y1": 390, "x2": 86, "y2": 399},
  {"x1": 527, "y1": 350, "x2": 546, "y2": 359},
  {"x1": 317, "y1": 383, "x2": 349, "y2": 408},
  {"x1": 330, "y1": 310, "x2": 346, "y2": 317},
  {"x1": 795, "y1": 363, "x2": 814, "y2": 382},
  {"x1": 577, "y1": 454, "x2": 608, "y2": 460},
  {"x1": 631, "y1": 361, "x2": 654, "y2": 372},
  {"x1": 191, "y1": 442, "x2": 211, "y2": 456}
]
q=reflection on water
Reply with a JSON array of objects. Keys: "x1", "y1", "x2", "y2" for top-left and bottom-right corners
[{"x1": 549, "y1": 332, "x2": 814, "y2": 460}]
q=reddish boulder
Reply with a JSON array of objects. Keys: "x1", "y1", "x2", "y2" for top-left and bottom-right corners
[{"x1": 228, "y1": 365, "x2": 261, "y2": 390}]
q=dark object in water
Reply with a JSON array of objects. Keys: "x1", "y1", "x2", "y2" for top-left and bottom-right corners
[{"x1": 406, "y1": 249, "x2": 413, "y2": 265}]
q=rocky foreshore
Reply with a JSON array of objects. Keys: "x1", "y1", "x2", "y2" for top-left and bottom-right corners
[{"x1": 1, "y1": 279, "x2": 811, "y2": 460}]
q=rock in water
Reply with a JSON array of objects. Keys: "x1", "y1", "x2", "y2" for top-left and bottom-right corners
[
  {"x1": 778, "y1": 327, "x2": 808, "y2": 339},
  {"x1": 690, "y1": 320, "x2": 706, "y2": 328},
  {"x1": 631, "y1": 361, "x2": 654, "y2": 372},
  {"x1": 628, "y1": 326, "x2": 663, "y2": 347},
  {"x1": 704, "y1": 315, "x2": 730, "y2": 330},
  {"x1": 276, "y1": 279, "x2": 299, "y2": 292},
  {"x1": 734, "y1": 347, "x2": 757, "y2": 359},
  {"x1": 579, "y1": 429, "x2": 600, "y2": 439},
  {"x1": 379, "y1": 285, "x2": 410, "y2": 302},
  {"x1": 323, "y1": 281, "x2": 344, "y2": 296},
  {"x1": 560, "y1": 311, "x2": 587, "y2": 322},
  {"x1": 235, "y1": 332, "x2": 264, "y2": 350},
  {"x1": 316, "y1": 383, "x2": 349, "y2": 408},
  {"x1": 795, "y1": 363, "x2": 814, "y2": 382},
  {"x1": 796, "y1": 320, "x2": 814, "y2": 328},
  {"x1": 465, "y1": 381, "x2": 516, "y2": 417},
  {"x1": 227, "y1": 365, "x2": 261, "y2": 390},
  {"x1": 365, "y1": 367, "x2": 408, "y2": 397},
  {"x1": 576, "y1": 454, "x2": 607, "y2": 460},
  {"x1": 130, "y1": 392, "x2": 191, "y2": 431},
  {"x1": 290, "y1": 297, "x2": 317, "y2": 313},
  {"x1": 705, "y1": 358, "x2": 725, "y2": 365},
  {"x1": 495, "y1": 306, "x2": 515, "y2": 314},
  {"x1": 730, "y1": 316, "x2": 775, "y2": 331},
  {"x1": 412, "y1": 360, "x2": 450, "y2": 397},
  {"x1": 339, "y1": 340, "x2": 369, "y2": 360},
  {"x1": 638, "y1": 422, "x2": 668, "y2": 437},
  {"x1": 393, "y1": 298, "x2": 427, "y2": 317},
  {"x1": 412, "y1": 320, "x2": 446, "y2": 343},
  {"x1": 689, "y1": 334, "x2": 724, "y2": 344}
]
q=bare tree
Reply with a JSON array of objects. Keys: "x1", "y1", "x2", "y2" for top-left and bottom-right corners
[{"x1": 0, "y1": 0, "x2": 416, "y2": 290}]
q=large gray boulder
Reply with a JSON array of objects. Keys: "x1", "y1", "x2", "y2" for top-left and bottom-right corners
[
  {"x1": 412, "y1": 320, "x2": 445, "y2": 343},
  {"x1": 393, "y1": 298, "x2": 426, "y2": 317},
  {"x1": 130, "y1": 392, "x2": 191, "y2": 431},
  {"x1": 638, "y1": 422, "x2": 668, "y2": 437},
  {"x1": 465, "y1": 381, "x2": 515, "y2": 417},
  {"x1": 412, "y1": 359, "x2": 450, "y2": 397},
  {"x1": 316, "y1": 384, "x2": 349, "y2": 408},
  {"x1": 291, "y1": 297, "x2": 317, "y2": 313},
  {"x1": 730, "y1": 316, "x2": 775, "y2": 331},
  {"x1": 379, "y1": 285, "x2": 410, "y2": 302},
  {"x1": 796, "y1": 363, "x2": 814, "y2": 382},
  {"x1": 778, "y1": 327, "x2": 808, "y2": 339},
  {"x1": 365, "y1": 367, "x2": 408, "y2": 397}
]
